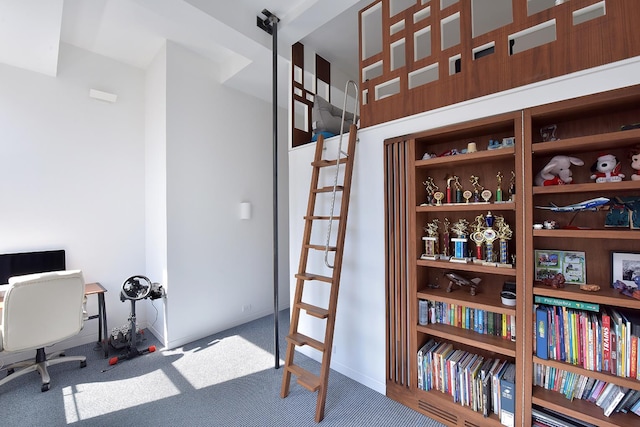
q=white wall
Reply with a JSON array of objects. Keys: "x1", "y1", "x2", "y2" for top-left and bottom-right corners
[
  {"x1": 155, "y1": 42, "x2": 290, "y2": 349},
  {"x1": 288, "y1": 57, "x2": 640, "y2": 394},
  {"x1": 0, "y1": 43, "x2": 146, "y2": 360}
]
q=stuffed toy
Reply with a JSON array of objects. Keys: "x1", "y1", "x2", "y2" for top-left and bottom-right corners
[
  {"x1": 630, "y1": 147, "x2": 640, "y2": 181},
  {"x1": 590, "y1": 153, "x2": 624, "y2": 183},
  {"x1": 534, "y1": 155, "x2": 584, "y2": 186}
]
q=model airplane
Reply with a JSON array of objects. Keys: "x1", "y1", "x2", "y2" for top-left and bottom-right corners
[{"x1": 535, "y1": 197, "x2": 610, "y2": 212}]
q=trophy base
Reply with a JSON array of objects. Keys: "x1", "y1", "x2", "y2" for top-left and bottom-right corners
[
  {"x1": 482, "y1": 261, "x2": 498, "y2": 267},
  {"x1": 420, "y1": 254, "x2": 440, "y2": 260},
  {"x1": 439, "y1": 255, "x2": 451, "y2": 261},
  {"x1": 497, "y1": 263, "x2": 513, "y2": 268},
  {"x1": 450, "y1": 257, "x2": 471, "y2": 264},
  {"x1": 472, "y1": 259, "x2": 485, "y2": 265}
]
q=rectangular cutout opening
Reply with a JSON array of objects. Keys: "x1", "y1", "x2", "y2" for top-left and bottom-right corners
[
  {"x1": 527, "y1": 0, "x2": 556, "y2": 16},
  {"x1": 362, "y1": 89, "x2": 368, "y2": 105},
  {"x1": 390, "y1": 20, "x2": 405, "y2": 35},
  {"x1": 448, "y1": 54, "x2": 461, "y2": 75},
  {"x1": 375, "y1": 78, "x2": 401, "y2": 100},
  {"x1": 294, "y1": 65, "x2": 303, "y2": 84},
  {"x1": 362, "y1": 2, "x2": 383, "y2": 60},
  {"x1": 362, "y1": 60, "x2": 384, "y2": 82},
  {"x1": 473, "y1": 42, "x2": 495, "y2": 59},
  {"x1": 414, "y1": 27, "x2": 432, "y2": 61},
  {"x1": 390, "y1": 0, "x2": 416, "y2": 17},
  {"x1": 391, "y1": 39, "x2": 406, "y2": 71},
  {"x1": 441, "y1": 12, "x2": 461, "y2": 50},
  {"x1": 573, "y1": 1, "x2": 606, "y2": 25},
  {"x1": 441, "y1": 0, "x2": 458, "y2": 9},
  {"x1": 294, "y1": 100, "x2": 308, "y2": 131},
  {"x1": 408, "y1": 63, "x2": 439, "y2": 89},
  {"x1": 414, "y1": 6, "x2": 431, "y2": 23},
  {"x1": 508, "y1": 19, "x2": 556, "y2": 55}
]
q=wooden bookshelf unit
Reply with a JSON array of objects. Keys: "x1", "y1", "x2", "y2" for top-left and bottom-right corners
[{"x1": 384, "y1": 85, "x2": 640, "y2": 426}]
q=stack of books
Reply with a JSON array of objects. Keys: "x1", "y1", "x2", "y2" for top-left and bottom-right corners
[
  {"x1": 534, "y1": 296, "x2": 640, "y2": 379},
  {"x1": 532, "y1": 406, "x2": 598, "y2": 427},
  {"x1": 420, "y1": 299, "x2": 516, "y2": 341},
  {"x1": 417, "y1": 339, "x2": 516, "y2": 425},
  {"x1": 533, "y1": 362, "x2": 640, "y2": 417}
]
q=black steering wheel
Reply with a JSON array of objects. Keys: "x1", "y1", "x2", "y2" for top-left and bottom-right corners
[{"x1": 121, "y1": 275, "x2": 152, "y2": 301}]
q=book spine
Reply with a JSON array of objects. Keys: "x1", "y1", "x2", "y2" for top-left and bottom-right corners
[
  {"x1": 631, "y1": 335, "x2": 638, "y2": 379},
  {"x1": 602, "y1": 312, "x2": 611, "y2": 373}
]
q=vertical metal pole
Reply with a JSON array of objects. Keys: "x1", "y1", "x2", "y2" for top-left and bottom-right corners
[{"x1": 271, "y1": 15, "x2": 280, "y2": 369}]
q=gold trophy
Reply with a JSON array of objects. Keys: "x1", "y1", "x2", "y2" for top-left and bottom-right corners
[
  {"x1": 495, "y1": 216, "x2": 513, "y2": 268},
  {"x1": 470, "y1": 214, "x2": 486, "y2": 264},
  {"x1": 421, "y1": 219, "x2": 440, "y2": 260}
]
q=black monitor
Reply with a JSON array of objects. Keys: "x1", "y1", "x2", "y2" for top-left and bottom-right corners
[{"x1": 0, "y1": 250, "x2": 66, "y2": 284}]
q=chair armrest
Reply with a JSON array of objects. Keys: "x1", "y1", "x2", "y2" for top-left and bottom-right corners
[{"x1": 0, "y1": 283, "x2": 10, "y2": 297}]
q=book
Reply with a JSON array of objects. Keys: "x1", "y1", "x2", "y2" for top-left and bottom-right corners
[
  {"x1": 601, "y1": 309, "x2": 611, "y2": 373},
  {"x1": 595, "y1": 382, "x2": 615, "y2": 407},
  {"x1": 603, "y1": 386, "x2": 627, "y2": 416},
  {"x1": 499, "y1": 363, "x2": 515, "y2": 427},
  {"x1": 536, "y1": 306, "x2": 549, "y2": 359},
  {"x1": 612, "y1": 387, "x2": 636, "y2": 414},
  {"x1": 631, "y1": 335, "x2": 638, "y2": 379},
  {"x1": 534, "y1": 296, "x2": 600, "y2": 312}
]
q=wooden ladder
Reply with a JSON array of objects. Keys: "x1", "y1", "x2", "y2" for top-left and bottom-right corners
[{"x1": 280, "y1": 121, "x2": 358, "y2": 422}]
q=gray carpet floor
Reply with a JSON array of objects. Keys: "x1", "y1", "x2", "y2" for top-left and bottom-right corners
[{"x1": 0, "y1": 310, "x2": 445, "y2": 426}]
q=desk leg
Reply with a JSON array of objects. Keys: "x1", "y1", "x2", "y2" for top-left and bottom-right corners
[{"x1": 98, "y1": 293, "x2": 109, "y2": 358}]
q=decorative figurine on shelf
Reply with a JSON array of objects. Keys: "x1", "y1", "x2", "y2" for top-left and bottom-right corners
[
  {"x1": 534, "y1": 155, "x2": 584, "y2": 186},
  {"x1": 421, "y1": 219, "x2": 440, "y2": 260},
  {"x1": 613, "y1": 279, "x2": 640, "y2": 300},
  {"x1": 441, "y1": 218, "x2": 451, "y2": 259},
  {"x1": 496, "y1": 171, "x2": 504, "y2": 202},
  {"x1": 630, "y1": 147, "x2": 640, "y2": 181},
  {"x1": 453, "y1": 176, "x2": 463, "y2": 203},
  {"x1": 444, "y1": 272, "x2": 481, "y2": 296},
  {"x1": 590, "y1": 153, "x2": 624, "y2": 183},
  {"x1": 540, "y1": 124, "x2": 558, "y2": 142},
  {"x1": 450, "y1": 218, "x2": 470, "y2": 263},
  {"x1": 470, "y1": 214, "x2": 486, "y2": 263},
  {"x1": 509, "y1": 171, "x2": 516, "y2": 201},
  {"x1": 470, "y1": 175, "x2": 483, "y2": 203},
  {"x1": 495, "y1": 216, "x2": 513, "y2": 268},
  {"x1": 482, "y1": 212, "x2": 498, "y2": 266},
  {"x1": 422, "y1": 177, "x2": 438, "y2": 205},
  {"x1": 537, "y1": 273, "x2": 566, "y2": 288}
]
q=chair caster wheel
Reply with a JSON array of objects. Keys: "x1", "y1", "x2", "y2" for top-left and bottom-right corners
[
  {"x1": 80, "y1": 360, "x2": 87, "y2": 368},
  {"x1": 41, "y1": 383, "x2": 50, "y2": 392}
]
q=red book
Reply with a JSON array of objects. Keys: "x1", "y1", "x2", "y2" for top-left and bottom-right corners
[
  {"x1": 630, "y1": 336, "x2": 638, "y2": 379},
  {"x1": 602, "y1": 311, "x2": 611, "y2": 372}
]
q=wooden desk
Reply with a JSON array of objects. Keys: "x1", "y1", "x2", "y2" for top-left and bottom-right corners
[{"x1": 0, "y1": 282, "x2": 109, "y2": 358}]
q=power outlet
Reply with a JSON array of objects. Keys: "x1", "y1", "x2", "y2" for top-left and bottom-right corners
[{"x1": 242, "y1": 304, "x2": 252, "y2": 313}]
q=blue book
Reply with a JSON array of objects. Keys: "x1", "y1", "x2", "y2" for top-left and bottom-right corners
[
  {"x1": 536, "y1": 306, "x2": 549, "y2": 359},
  {"x1": 500, "y1": 364, "x2": 516, "y2": 427}
]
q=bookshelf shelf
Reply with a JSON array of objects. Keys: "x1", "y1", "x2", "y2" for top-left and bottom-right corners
[
  {"x1": 417, "y1": 202, "x2": 515, "y2": 213},
  {"x1": 415, "y1": 147, "x2": 515, "y2": 169},
  {"x1": 532, "y1": 387, "x2": 639, "y2": 427},
  {"x1": 533, "y1": 356, "x2": 640, "y2": 391},
  {"x1": 533, "y1": 285, "x2": 640, "y2": 311},
  {"x1": 531, "y1": 128, "x2": 640, "y2": 156},
  {"x1": 417, "y1": 258, "x2": 517, "y2": 277},
  {"x1": 531, "y1": 180, "x2": 640, "y2": 195},
  {"x1": 418, "y1": 283, "x2": 516, "y2": 316},
  {"x1": 532, "y1": 229, "x2": 640, "y2": 240},
  {"x1": 419, "y1": 323, "x2": 516, "y2": 357}
]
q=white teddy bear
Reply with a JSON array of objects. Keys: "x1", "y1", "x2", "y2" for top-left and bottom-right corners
[
  {"x1": 534, "y1": 155, "x2": 584, "y2": 186},
  {"x1": 590, "y1": 153, "x2": 624, "y2": 183}
]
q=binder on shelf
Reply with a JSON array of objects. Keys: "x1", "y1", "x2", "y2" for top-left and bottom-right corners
[
  {"x1": 536, "y1": 306, "x2": 549, "y2": 360},
  {"x1": 499, "y1": 363, "x2": 516, "y2": 427}
]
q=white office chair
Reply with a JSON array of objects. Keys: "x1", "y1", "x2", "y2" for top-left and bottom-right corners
[{"x1": 0, "y1": 270, "x2": 87, "y2": 392}]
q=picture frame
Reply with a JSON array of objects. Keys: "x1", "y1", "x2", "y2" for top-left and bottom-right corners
[
  {"x1": 534, "y1": 249, "x2": 586, "y2": 284},
  {"x1": 611, "y1": 251, "x2": 640, "y2": 288}
]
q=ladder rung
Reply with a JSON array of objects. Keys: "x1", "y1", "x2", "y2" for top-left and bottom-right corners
[
  {"x1": 312, "y1": 158, "x2": 348, "y2": 168},
  {"x1": 288, "y1": 365, "x2": 321, "y2": 392},
  {"x1": 313, "y1": 186, "x2": 344, "y2": 194},
  {"x1": 295, "y1": 273, "x2": 333, "y2": 283},
  {"x1": 297, "y1": 302, "x2": 329, "y2": 319},
  {"x1": 286, "y1": 332, "x2": 325, "y2": 351},
  {"x1": 304, "y1": 244, "x2": 337, "y2": 252},
  {"x1": 304, "y1": 215, "x2": 342, "y2": 221}
]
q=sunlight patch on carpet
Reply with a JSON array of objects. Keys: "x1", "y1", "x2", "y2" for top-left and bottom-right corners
[
  {"x1": 63, "y1": 369, "x2": 180, "y2": 422},
  {"x1": 170, "y1": 335, "x2": 276, "y2": 389}
]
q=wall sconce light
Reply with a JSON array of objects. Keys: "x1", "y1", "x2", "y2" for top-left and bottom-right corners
[{"x1": 240, "y1": 202, "x2": 252, "y2": 220}]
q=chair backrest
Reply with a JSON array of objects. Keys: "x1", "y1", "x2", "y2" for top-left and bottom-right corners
[{"x1": 1, "y1": 270, "x2": 85, "y2": 352}]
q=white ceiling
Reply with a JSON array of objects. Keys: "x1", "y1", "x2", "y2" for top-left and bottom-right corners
[{"x1": 0, "y1": 0, "x2": 366, "y2": 106}]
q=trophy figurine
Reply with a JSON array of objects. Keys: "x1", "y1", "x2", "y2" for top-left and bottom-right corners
[
  {"x1": 482, "y1": 211, "x2": 498, "y2": 266},
  {"x1": 450, "y1": 218, "x2": 471, "y2": 263},
  {"x1": 470, "y1": 214, "x2": 486, "y2": 264},
  {"x1": 470, "y1": 175, "x2": 483, "y2": 203},
  {"x1": 441, "y1": 217, "x2": 451, "y2": 259},
  {"x1": 453, "y1": 176, "x2": 463, "y2": 203},
  {"x1": 422, "y1": 177, "x2": 438, "y2": 206},
  {"x1": 495, "y1": 216, "x2": 513, "y2": 268},
  {"x1": 495, "y1": 172, "x2": 504, "y2": 202},
  {"x1": 509, "y1": 171, "x2": 516, "y2": 202},
  {"x1": 421, "y1": 219, "x2": 440, "y2": 260}
]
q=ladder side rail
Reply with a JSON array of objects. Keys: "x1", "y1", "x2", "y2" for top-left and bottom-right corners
[{"x1": 324, "y1": 80, "x2": 359, "y2": 268}]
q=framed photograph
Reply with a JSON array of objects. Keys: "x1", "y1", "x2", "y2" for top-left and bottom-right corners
[
  {"x1": 535, "y1": 249, "x2": 586, "y2": 284},
  {"x1": 611, "y1": 251, "x2": 640, "y2": 288}
]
